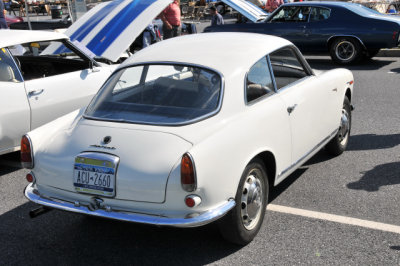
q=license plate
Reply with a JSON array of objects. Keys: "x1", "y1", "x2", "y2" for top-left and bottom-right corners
[{"x1": 73, "y1": 155, "x2": 117, "y2": 197}]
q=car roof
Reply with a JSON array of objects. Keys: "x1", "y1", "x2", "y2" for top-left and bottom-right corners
[
  {"x1": 0, "y1": 30, "x2": 68, "y2": 48},
  {"x1": 122, "y1": 33, "x2": 292, "y2": 75}
]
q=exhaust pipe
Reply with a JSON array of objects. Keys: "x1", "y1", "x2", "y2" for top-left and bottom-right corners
[{"x1": 29, "y1": 206, "x2": 52, "y2": 218}]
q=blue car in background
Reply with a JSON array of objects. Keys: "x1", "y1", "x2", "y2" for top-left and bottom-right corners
[{"x1": 205, "y1": 1, "x2": 400, "y2": 64}]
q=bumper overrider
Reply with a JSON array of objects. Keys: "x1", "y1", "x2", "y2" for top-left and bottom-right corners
[{"x1": 24, "y1": 183, "x2": 235, "y2": 227}]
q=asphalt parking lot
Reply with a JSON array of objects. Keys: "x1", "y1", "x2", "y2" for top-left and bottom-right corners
[{"x1": 0, "y1": 56, "x2": 399, "y2": 265}]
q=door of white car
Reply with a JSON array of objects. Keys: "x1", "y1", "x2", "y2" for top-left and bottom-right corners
[
  {"x1": 11, "y1": 40, "x2": 111, "y2": 130},
  {"x1": 24, "y1": 67, "x2": 109, "y2": 129},
  {"x1": 0, "y1": 48, "x2": 30, "y2": 154},
  {"x1": 270, "y1": 47, "x2": 337, "y2": 163}
]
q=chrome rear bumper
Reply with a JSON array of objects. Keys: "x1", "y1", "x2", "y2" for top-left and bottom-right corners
[{"x1": 24, "y1": 183, "x2": 235, "y2": 228}]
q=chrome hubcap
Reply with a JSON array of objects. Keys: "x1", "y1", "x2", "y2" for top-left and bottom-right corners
[
  {"x1": 338, "y1": 108, "x2": 350, "y2": 145},
  {"x1": 335, "y1": 41, "x2": 355, "y2": 61},
  {"x1": 241, "y1": 170, "x2": 263, "y2": 230}
]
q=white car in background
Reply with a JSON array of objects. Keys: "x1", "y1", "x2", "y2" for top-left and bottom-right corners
[
  {"x1": 0, "y1": 0, "x2": 180, "y2": 155},
  {"x1": 22, "y1": 33, "x2": 354, "y2": 244}
]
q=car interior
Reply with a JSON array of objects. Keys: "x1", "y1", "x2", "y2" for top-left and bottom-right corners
[
  {"x1": 9, "y1": 41, "x2": 91, "y2": 81},
  {"x1": 15, "y1": 56, "x2": 90, "y2": 81},
  {"x1": 88, "y1": 66, "x2": 222, "y2": 124}
]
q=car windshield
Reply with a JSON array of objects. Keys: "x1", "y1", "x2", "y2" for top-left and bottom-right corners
[
  {"x1": 8, "y1": 40, "x2": 84, "y2": 60},
  {"x1": 85, "y1": 64, "x2": 223, "y2": 125},
  {"x1": 345, "y1": 4, "x2": 382, "y2": 16}
]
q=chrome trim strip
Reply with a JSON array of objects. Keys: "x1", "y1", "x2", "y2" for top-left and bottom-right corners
[
  {"x1": 84, "y1": 61, "x2": 225, "y2": 127},
  {"x1": 326, "y1": 35, "x2": 367, "y2": 50},
  {"x1": 24, "y1": 184, "x2": 235, "y2": 228},
  {"x1": 277, "y1": 128, "x2": 338, "y2": 178}
]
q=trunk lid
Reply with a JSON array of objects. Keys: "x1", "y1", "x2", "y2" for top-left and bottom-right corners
[{"x1": 35, "y1": 121, "x2": 192, "y2": 203}]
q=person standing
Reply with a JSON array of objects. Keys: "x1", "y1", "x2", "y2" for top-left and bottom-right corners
[
  {"x1": 209, "y1": 6, "x2": 224, "y2": 26},
  {"x1": 0, "y1": 0, "x2": 8, "y2": 29},
  {"x1": 265, "y1": 0, "x2": 284, "y2": 13},
  {"x1": 160, "y1": 0, "x2": 181, "y2": 40}
]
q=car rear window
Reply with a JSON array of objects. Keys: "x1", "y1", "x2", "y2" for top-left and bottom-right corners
[{"x1": 85, "y1": 64, "x2": 223, "y2": 125}]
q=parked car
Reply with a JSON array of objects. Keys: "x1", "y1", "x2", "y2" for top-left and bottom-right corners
[
  {"x1": 0, "y1": 0, "x2": 183, "y2": 156},
  {"x1": 5, "y1": 14, "x2": 23, "y2": 27},
  {"x1": 23, "y1": 32, "x2": 354, "y2": 244},
  {"x1": 205, "y1": 1, "x2": 400, "y2": 64},
  {"x1": 9, "y1": 15, "x2": 72, "y2": 30}
]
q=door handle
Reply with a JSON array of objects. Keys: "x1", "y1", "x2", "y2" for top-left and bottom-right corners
[
  {"x1": 287, "y1": 104, "x2": 298, "y2": 114},
  {"x1": 28, "y1": 89, "x2": 44, "y2": 97}
]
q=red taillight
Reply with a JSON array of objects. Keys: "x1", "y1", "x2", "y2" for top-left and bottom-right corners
[
  {"x1": 21, "y1": 135, "x2": 33, "y2": 169},
  {"x1": 181, "y1": 153, "x2": 196, "y2": 192},
  {"x1": 26, "y1": 173, "x2": 34, "y2": 183},
  {"x1": 185, "y1": 197, "x2": 195, "y2": 207},
  {"x1": 393, "y1": 31, "x2": 398, "y2": 41}
]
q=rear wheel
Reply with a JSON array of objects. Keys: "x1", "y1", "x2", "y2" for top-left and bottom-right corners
[
  {"x1": 218, "y1": 159, "x2": 268, "y2": 245},
  {"x1": 329, "y1": 38, "x2": 362, "y2": 64},
  {"x1": 325, "y1": 97, "x2": 351, "y2": 156}
]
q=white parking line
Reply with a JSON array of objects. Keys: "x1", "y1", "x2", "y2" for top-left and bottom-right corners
[{"x1": 267, "y1": 204, "x2": 400, "y2": 234}]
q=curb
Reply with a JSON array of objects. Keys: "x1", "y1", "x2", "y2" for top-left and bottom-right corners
[{"x1": 377, "y1": 48, "x2": 400, "y2": 57}]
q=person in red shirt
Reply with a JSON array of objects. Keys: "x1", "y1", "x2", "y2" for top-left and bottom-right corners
[
  {"x1": 160, "y1": 0, "x2": 181, "y2": 40},
  {"x1": 265, "y1": 0, "x2": 283, "y2": 13}
]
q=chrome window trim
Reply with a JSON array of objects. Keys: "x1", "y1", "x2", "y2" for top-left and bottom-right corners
[
  {"x1": 244, "y1": 54, "x2": 277, "y2": 106},
  {"x1": 268, "y1": 45, "x2": 314, "y2": 93},
  {"x1": 84, "y1": 61, "x2": 225, "y2": 127},
  {"x1": 309, "y1": 6, "x2": 332, "y2": 22}
]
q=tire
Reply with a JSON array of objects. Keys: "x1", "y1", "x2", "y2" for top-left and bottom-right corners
[
  {"x1": 325, "y1": 97, "x2": 351, "y2": 156},
  {"x1": 329, "y1": 38, "x2": 362, "y2": 64},
  {"x1": 218, "y1": 159, "x2": 268, "y2": 245}
]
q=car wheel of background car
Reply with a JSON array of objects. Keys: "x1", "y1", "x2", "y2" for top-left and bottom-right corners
[
  {"x1": 325, "y1": 97, "x2": 351, "y2": 156},
  {"x1": 330, "y1": 38, "x2": 362, "y2": 64},
  {"x1": 218, "y1": 158, "x2": 268, "y2": 245}
]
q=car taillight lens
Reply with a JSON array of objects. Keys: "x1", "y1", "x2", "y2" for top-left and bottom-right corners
[
  {"x1": 181, "y1": 153, "x2": 196, "y2": 192},
  {"x1": 21, "y1": 135, "x2": 33, "y2": 169}
]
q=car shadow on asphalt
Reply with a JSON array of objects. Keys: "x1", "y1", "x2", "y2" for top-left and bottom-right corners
[
  {"x1": 305, "y1": 57, "x2": 396, "y2": 71},
  {"x1": 0, "y1": 152, "x2": 22, "y2": 175},
  {"x1": 347, "y1": 133, "x2": 400, "y2": 151},
  {"x1": 347, "y1": 161, "x2": 400, "y2": 192},
  {"x1": 269, "y1": 150, "x2": 335, "y2": 202},
  {"x1": 0, "y1": 202, "x2": 242, "y2": 265}
]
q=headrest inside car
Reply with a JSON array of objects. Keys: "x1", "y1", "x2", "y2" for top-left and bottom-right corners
[{"x1": 0, "y1": 63, "x2": 16, "y2": 82}]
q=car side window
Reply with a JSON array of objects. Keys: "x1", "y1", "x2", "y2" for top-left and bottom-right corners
[
  {"x1": 269, "y1": 47, "x2": 309, "y2": 90},
  {"x1": 0, "y1": 48, "x2": 23, "y2": 83},
  {"x1": 269, "y1": 6, "x2": 312, "y2": 23},
  {"x1": 246, "y1": 57, "x2": 275, "y2": 103},
  {"x1": 310, "y1": 7, "x2": 331, "y2": 22}
]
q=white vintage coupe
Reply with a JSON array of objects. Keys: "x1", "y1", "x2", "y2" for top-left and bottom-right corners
[{"x1": 23, "y1": 33, "x2": 354, "y2": 244}]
